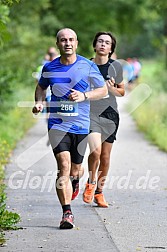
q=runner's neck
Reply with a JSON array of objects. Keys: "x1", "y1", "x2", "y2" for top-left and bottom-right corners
[
  {"x1": 93, "y1": 55, "x2": 109, "y2": 65},
  {"x1": 60, "y1": 54, "x2": 77, "y2": 65}
]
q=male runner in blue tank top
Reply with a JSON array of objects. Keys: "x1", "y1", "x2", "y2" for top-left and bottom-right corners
[{"x1": 32, "y1": 28, "x2": 107, "y2": 229}]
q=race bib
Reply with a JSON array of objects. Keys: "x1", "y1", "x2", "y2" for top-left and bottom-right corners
[{"x1": 56, "y1": 101, "x2": 78, "y2": 116}]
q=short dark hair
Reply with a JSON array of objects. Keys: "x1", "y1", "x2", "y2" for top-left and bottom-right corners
[{"x1": 93, "y1": 31, "x2": 116, "y2": 58}]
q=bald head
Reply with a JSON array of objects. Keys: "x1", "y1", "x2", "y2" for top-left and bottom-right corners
[
  {"x1": 56, "y1": 28, "x2": 77, "y2": 42},
  {"x1": 56, "y1": 28, "x2": 78, "y2": 59}
]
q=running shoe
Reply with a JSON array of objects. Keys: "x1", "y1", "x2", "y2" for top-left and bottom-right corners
[
  {"x1": 71, "y1": 180, "x2": 79, "y2": 200},
  {"x1": 94, "y1": 193, "x2": 109, "y2": 208},
  {"x1": 59, "y1": 210, "x2": 75, "y2": 229},
  {"x1": 83, "y1": 183, "x2": 96, "y2": 203}
]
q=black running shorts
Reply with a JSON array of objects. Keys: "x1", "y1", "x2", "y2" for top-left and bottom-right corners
[{"x1": 48, "y1": 129, "x2": 88, "y2": 164}]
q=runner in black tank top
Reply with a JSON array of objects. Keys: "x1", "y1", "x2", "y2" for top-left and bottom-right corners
[{"x1": 83, "y1": 31, "x2": 125, "y2": 207}]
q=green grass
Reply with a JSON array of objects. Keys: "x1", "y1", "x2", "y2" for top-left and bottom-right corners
[
  {"x1": 0, "y1": 87, "x2": 35, "y2": 147},
  {"x1": 127, "y1": 59, "x2": 167, "y2": 152}
]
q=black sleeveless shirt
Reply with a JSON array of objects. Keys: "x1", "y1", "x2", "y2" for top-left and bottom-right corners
[{"x1": 90, "y1": 59, "x2": 123, "y2": 114}]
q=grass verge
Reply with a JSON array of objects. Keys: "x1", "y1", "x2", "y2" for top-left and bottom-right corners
[{"x1": 126, "y1": 59, "x2": 167, "y2": 152}]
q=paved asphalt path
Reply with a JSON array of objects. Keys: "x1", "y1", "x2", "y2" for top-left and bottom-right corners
[{"x1": 2, "y1": 98, "x2": 167, "y2": 252}]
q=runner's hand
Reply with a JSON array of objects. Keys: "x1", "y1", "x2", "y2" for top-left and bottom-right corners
[
  {"x1": 106, "y1": 77, "x2": 116, "y2": 90},
  {"x1": 32, "y1": 103, "x2": 43, "y2": 114},
  {"x1": 106, "y1": 77, "x2": 115, "y2": 86},
  {"x1": 68, "y1": 89, "x2": 85, "y2": 102}
]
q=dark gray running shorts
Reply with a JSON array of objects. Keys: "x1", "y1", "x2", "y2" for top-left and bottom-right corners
[{"x1": 90, "y1": 109, "x2": 119, "y2": 143}]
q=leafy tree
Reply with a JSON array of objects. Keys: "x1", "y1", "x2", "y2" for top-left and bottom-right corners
[
  {"x1": 30, "y1": 0, "x2": 163, "y2": 59},
  {"x1": 43, "y1": 0, "x2": 149, "y2": 57},
  {"x1": 0, "y1": 0, "x2": 20, "y2": 46},
  {"x1": 151, "y1": 0, "x2": 167, "y2": 68}
]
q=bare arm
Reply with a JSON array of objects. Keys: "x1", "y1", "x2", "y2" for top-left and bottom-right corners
[
  {"x1": 32, "y1": 84, "x2": 46, "y2": 114},
  {"x1": 69, "y1": 84, "x2": 108, "y2": 102},
  {"x1": 84, "y1": 84, "x2": 108, "y2": 100},
  {"x1": 106, "y1": 78, "x2": 125, "y2": 97}
]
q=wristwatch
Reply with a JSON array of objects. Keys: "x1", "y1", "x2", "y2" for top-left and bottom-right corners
[{"x1": 83, "y1": 92, "x2": 88, "y2": 100}]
